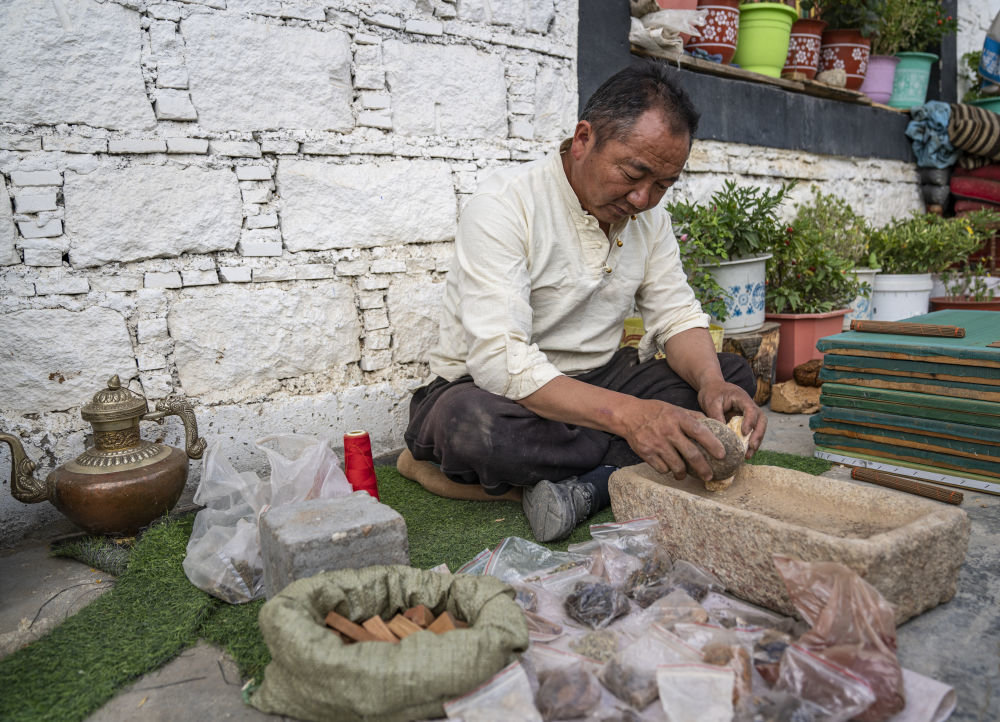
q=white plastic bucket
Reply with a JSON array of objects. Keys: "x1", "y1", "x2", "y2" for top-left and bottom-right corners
[
  {"x1": 871, "y1": 273, "x2": 933, "y2": 321},
  {"x1": 843, "y1": 267, "x2": 880, "y2": 330},
  {"x1": 931, "y1": 273, "x2": 1000, "y2": 298},
  {"x1": 706, "y1": 254, "x2": 771, "y2": 334}
]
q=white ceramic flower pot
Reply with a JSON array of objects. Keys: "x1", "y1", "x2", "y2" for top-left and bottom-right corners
[
  {"x1": 931, "y1": 273, "x2": 1000, "y2": 298},
  {"x1": 871, "y1": 272, "x2": 933, "y2": 321},
  {"x1": 706, "y1": 254, "x2": 771, "y2": 334},
  {"x1": 843, "y1": 267, "x2": 880, "y2": 330}
]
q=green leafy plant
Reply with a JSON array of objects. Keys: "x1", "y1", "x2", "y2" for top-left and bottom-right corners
[
  {"x1": 940, "y1": 260, "x2": 997, "y2": 301},
  {"x1": 801, "y1": 0, "x2": 886, "y2": 38},
  {"x1": 765, "y1": 229, "x2": 862, "y2": 314},
  {"x1": 668, "y1": 180, "x2": 794, "y2": 320},
  {"x1": 791, "y1": 187, "x2": 876, "y2": 268},
  {"x1": 870, "y1": 0, "x2": 955, "y2": 56},
  {"x1": 868, "y1": 210, "x2": 1000, "y2": 274}
]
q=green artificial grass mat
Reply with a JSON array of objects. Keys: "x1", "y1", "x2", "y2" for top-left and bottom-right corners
[{"x1": 0, "y1": 452, "x2": 829, "y2": 720}]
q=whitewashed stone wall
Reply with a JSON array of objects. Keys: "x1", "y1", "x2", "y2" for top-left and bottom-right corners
[{"x1": 0, "y1": 0, "x2": 949, "y2": 548}]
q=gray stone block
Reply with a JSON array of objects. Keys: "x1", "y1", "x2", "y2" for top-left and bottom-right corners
[
  {"x1": 260, "y1": 492, "x2": 409, "y2": 598},
  {"x1": 610, "y1": 463, "x2": 970, "y2": 624}
]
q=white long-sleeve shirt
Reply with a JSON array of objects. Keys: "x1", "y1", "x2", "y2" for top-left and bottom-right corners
[{"x1": 428, "y1": 145, "x2": 709, "y2": 400}]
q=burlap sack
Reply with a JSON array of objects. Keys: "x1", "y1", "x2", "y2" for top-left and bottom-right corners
[{"x1": 250, "y1": 565, "x2": 529, "y2": 722}]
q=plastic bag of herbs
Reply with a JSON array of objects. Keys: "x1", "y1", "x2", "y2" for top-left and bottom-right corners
[{"x1": 250, "y1": 565, "x2": 529, "y2": 722}]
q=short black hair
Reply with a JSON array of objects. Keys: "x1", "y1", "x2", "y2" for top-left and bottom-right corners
[{"x1": 580, "y1": 60, "x2": 700, "y2": 147}]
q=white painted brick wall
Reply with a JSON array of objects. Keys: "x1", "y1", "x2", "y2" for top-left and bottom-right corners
[{"x1": 0, "y1": 0, "x2": 956, "y2": 549}]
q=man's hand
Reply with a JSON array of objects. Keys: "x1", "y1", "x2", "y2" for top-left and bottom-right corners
[
  {"x1": 618, "y1": 397, "x2": 729, "y2": 481},
  {"x1": 696, "y1": 380, "x2": 767, "y2": 458}
]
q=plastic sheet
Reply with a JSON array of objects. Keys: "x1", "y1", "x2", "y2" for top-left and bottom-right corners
[{"x1": 444, "y1": 662, "x2": 542, "y2": 722}]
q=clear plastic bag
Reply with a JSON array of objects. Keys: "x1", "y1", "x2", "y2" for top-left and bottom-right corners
[
  {"x1": 600, "y1": 626, "x2": 702, "y2": 709},
  {"x1": 775, "y1": 555, "x2": 904, "y2": 721},
  {"x1": 444, "y1": 661, "x2": 542, "y2": 722},
  {"x1": 570, "y1": 518, "x2": 660, "y2": 588},
  {"x1": 564, "y1": 577, "x2": 632, "y2": 630},
  {"x1": 774, "y1": 644, "x2": 877, "y2": 722},
  {"x1": 664, "y1": 559, "x2": 724, "y2": 601},
  {"x1": 183, "y1": 434, "x2": 352, "y2": 603},
  {"x1": 700, "y1": 591, "x2": 796, "y2": 633},
  {"x1": 638, "y1": 588, "x2": 708, "y2": 629},
  {"x1": 656, "y1": 664, "x2": 735, "y2": 722},
  {"x1": 483, "y1": 536, "x2": 593, "y2": 584}
]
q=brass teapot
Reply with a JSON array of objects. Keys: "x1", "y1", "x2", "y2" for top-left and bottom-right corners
[{"x1": 1, "y1": 375, "x2": 206, "y2": 535}]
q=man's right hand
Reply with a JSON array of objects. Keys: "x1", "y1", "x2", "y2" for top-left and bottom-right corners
[{"x1": 618, "y1": 397, "x2": 726, "y2": 482}]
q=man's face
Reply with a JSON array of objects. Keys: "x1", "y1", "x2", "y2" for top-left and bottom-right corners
[{"x1": 566, "y1": 109, "x2": 690, "y2": 228}]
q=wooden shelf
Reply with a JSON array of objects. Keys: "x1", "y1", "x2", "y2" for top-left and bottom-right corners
[{"x1": 631, "y1": 46, "x2": 910, "y2": 114}]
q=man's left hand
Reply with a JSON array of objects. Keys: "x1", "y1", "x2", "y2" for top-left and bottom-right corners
[{"x1": 697, "y1": 381, "x2": 767, "y2": 457}]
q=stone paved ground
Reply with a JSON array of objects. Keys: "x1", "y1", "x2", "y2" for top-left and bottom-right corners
[{"x1": 1, "y1": 407, "x2": 996, "y2": 721}]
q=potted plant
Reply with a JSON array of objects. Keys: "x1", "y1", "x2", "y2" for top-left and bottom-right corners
[
  {"x1": 867, "y1": 211, "x2": 996, "y2": 321},
  {"x1": 669, "y1": 180, "x2": 793, "y2": 334},
  {"x1": 805, "y1": 0, "x2": 885, "y2": 90},
  {"x1": 885, "y1": 0, "x2": 957, "y2": 109},
  {"x1": 961, "y1": 51, "x2": 1000, "y2": 111},
  {"x1": 790, "y1": 188, "x2": 879, "y2": 329},
  {"x1": 931, "y1": 260, "x2": 1000, "y2": 311},
  {"x1": 782, "y1": 8, "x2": 827, "y2": 81},
  {"x1": 763, "y1": 208, "x2": 863, "y2": 381}
]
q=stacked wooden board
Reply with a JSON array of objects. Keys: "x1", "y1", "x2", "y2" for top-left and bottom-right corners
[{"x1": 809, "y1": 310, "x2": 1000, "y2": 495}]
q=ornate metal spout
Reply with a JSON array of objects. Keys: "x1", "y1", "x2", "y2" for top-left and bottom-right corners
[{"x1": 0, "y1": 433, "x2": 49, "y2": 504}]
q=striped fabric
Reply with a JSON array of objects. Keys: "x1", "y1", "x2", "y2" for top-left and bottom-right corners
[{"x1": 949, "y1": 103, "x2": 1000, "y2": 162}]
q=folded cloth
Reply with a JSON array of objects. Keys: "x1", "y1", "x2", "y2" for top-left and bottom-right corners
[
  {"x1": 886, "y1": 668, "x2": 956, "y2": 722},
  {"x1": 953, "y1": 162, "x2": 1000, "y2": 181},
  {"x1": 950, "y1": 102, "x2": 1000, "y2": 162},
  {"x1": 950, "y1": 174, "x2": 1000, "y2": 203},
  {"x1": 906, "y1": 101, "x2": 961, "y2": 168}
]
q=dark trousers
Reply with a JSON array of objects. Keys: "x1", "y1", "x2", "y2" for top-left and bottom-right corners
[{"x1": 404, "y1": 347, "x2": 756, "y2": 496}]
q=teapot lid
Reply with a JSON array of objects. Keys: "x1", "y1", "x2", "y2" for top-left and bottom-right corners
[{"x1": 81, "y1": 375, "x2": 148, "y2": 423}]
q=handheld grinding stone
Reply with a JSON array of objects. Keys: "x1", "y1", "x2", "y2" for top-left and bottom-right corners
[{"x1": 687, "y1": 417, "x2": 750, "y2": 492}]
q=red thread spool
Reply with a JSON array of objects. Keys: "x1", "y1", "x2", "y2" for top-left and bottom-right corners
[{"x1": 344, "y1": 430, "x2": 379, "y2": 500}]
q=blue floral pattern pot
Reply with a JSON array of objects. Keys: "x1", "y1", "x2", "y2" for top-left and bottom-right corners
[{"x1": 705, "y1": 254, "x2": 771, "y2": 333}]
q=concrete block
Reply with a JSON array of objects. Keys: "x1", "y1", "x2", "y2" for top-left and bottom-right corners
[
  {"x1": 182, "y1": 269, "x2": 220, "y2": 286},
  {"x1": 35, "y1": 272, "x2": 89, "y2": 296},
  {"x1": 336, "y1": 260, "x2": 368, "y2": 276},
  {"x1": 350, "y1": 139, "x2": 393, "y2": 155},
  {"x1": 149, "y1": 4, "x2": 182, "y2": 21},
  {"x1": 358, "y1": 290, "x2": 384, "y2": 309},
  {"x1": 0, "y1": 134, "x2": 41, "y2": 151},
  {"x1": 137, "y1": 351, "x2": 167, "y2": 371},
  {"x1": 108, "y1": 139, "x2": 168, "y2": 154},
  {"x1": 366, "y1": 12, "x2": 402, "y2": 29},
  {"x1": 235, "y1": 165, "x2": 273, "y2": 181},
  {"x1": 246, "y1": 213, "x2": 278, "y2": 229},
  {"x1": 405, "y1": 18, "x2": 443, "y2": 35},
  {"x1": 90, "y1": 273, "x2": 143, "y2": 292},
  {"x1": 295, "y1": 263, "x2": 336, "y2": 280},
  {"x1": 156, "y1": 65, "x2": 190, "y2": 89},
  {"x1": 22, "y1": 248, "x2": 61, "y2": 267},
  {"x1": 41, "y1": 136, "x2": 108, "y2": 154},
  {"x1": 155, "y1": 91, "x2": 198, "y2": 121},
  {"x1": 10, "y1": 170, "x2": 62, "y2": 187},
  {"x1": 144, "y1": 271, "x2": 182, "y2": 289},
  {"x1": 359, "y1": 91, "x2": 391, "y2": 109},
  {"x1": 137, "y1": 317, "x2": 169, "y2": 344},
  {"x1": 300, "y1": 140, "x2": 351, "y2": 156},
  {"x1": 353, "y1": 31, "x2": 380, "y2": 44},
  {"x1": 353, "y1": 66, "x2": 385, "y2": 90},
  {"x1": 241, "y1": 187, "x2": 272, "y2": 204},
  {"x1": 166, "y1": 138, "x2": 210, "y2": 154},
  {"x1": 218, "y1": 266, "x2": 252, "y2": 283},
  {"x1": 260, "y1": 139, "x2": 299, "y2": 154},
  {"x1": 370, "y1": 259, "x2": 406, "y2": 274},
  {"x1": 14, "y1": 192, "x2": 58, "y2": 214},
  {"x1": 239, "y1": 231, "x2": 283, "y2": 256},
  {"x1": 357, "y1": 110, "x2": 392, "y2": 130},
  {"x1": 609, "y1": 462, "x2": 971, "y2": 624},
  {"x1": 280, "y1": 2, "x2": 326, "y2": 20},
  {"x1": 360, "y1": 350, "x2": 391, "y2": 371},
  {"x1": 252, "y1": 266, "x2": 296, "y2": 283},
  {"x1": 260, "y1": 492, "x2": 408, "y2": 598},
  {"x1": 365, "y1": 329, "x2": 391, "y2": 350},
  {"x1": 211, "y1": 140, "x2": 262, "y2": 158},
  {"x1": 358, "y1": 275, "x2": 389, "y2": 291},
  {"x1": 363, "y1": 308, "x2": 389, "y2": 330},
  {"x1": 18, "y1": 220, "x2": 62, "y2": 238}
]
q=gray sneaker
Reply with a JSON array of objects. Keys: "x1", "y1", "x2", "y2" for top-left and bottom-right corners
[{"x1": 522, "y1": 477, "x2": 596, "y2": 542}]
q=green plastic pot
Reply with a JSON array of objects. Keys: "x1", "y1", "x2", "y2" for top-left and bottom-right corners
[
  {"x1": 732, "y1": 2, "x2": 798, "y2": 78},
  {"x1": 969, "y1": 97, "x2": 1000, "y2": 113},
  {"x1": 888, "y1": 51, "x2": 938, "y2": 109}
]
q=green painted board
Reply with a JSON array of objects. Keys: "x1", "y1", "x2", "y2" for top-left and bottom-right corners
[
  {"x1": 819, "y1": 383, "x2": 1000, "y2": 427},
  {"x1": 823, "y1": 351, "x2": 1000, "y2": 381},
  {"x1": 816, "y1": 310, "x2": 1000, "y2": 364},
  {"x1": 810, "y1": 417, "x2": 1000, "y2": 462},
  {"x1": 814, "y1": 446, "x2": 1000, "y2": 494},
  {"x1": 812, "y1": 406, "x2": 1000, "y2": 445},
  {"x1": 818, "y1": 368, "x2": 1000, "y2": 401},
  {"x1": 812, "y1": 432, "x2": 1000, "y2": 478}
]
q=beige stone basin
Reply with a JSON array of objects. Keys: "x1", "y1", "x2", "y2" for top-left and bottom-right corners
[{"x1": 609, "y1": 463, "x2": 970, "y2": 624}]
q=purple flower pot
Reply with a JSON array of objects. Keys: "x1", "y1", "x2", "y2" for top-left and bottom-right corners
[{"x1": 859, "y1": 54, "x2": 900, "y2": 104}]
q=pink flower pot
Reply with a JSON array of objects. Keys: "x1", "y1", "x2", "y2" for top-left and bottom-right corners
[
  {"x1": 765, "y1": 308, "x2": 849, "y2": 382},
  {"x1": 782, "y1": 18, "x2": 826, "y2": 80},
  {"x1": 859, "y1": 54, "x2": 900, "y2": 104}
]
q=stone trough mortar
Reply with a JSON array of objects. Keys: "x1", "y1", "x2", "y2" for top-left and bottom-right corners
[{"x1": 610, "y1": 463, "x2": 970, "y2": 624}]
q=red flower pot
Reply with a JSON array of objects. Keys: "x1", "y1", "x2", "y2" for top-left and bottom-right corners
[
  {"x1": 929, "y1": 296, "x2": 1000, "y2": 311},
  {"x1": 765, "y1": 308, "x2": 849, "y2": 382},
  {"x1": 818, "y1": 28, "x2": 870, "y2": 91},
  {"x1": 685, "y1": 0, "x2": 741, "y2": 64},
  {"x1": 782, "y1": 18, "x2": 826, "y2": 80}
]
